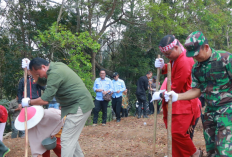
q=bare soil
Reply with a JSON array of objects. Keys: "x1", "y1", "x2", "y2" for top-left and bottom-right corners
[{"x1": 4, "y1": 112, "x2": 206, "y2": 157}]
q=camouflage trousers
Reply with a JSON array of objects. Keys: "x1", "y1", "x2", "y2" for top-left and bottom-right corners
[{"x1": 203, "y1": 105, "x2": 232, "y2": 157}]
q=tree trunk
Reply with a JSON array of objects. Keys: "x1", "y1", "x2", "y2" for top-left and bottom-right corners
[
  {"x1": 91, "y1": 51, "x2": 96, "y2": 80},
  {"x1": 57, "y1": 0, "x2": 65, "y2": 26},
  {"x1": 19, "y1": 0, "x2": 27, "y2": 57},
  {"x1": 0, "y1": 61, "x2": 2, "y2": 99},
  {"x1": 226, "y1": 26, "x2": 230, "y2": 49},
  {"x1": 75, "y1": 0, "x2": 81, "y2": 33}
]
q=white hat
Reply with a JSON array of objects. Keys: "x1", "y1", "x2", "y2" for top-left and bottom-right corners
[{"x1": 15, "y1": 106, "x2": 44, "y2": 131}]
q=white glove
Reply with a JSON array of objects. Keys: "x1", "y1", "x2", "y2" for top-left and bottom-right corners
[
  {"x1": 22, "y1": 98, "x2": 30, "y2": 107},
  {"x1": 150, "y1": 92, "x2": 162, "y2": 102},
  {"x1": 154, "y1": 58, "x2": 165, "y2": 69},
  {"x1": 22, "y1": 58, "x2": 30, "y2": 70},
  {"x1": 164, "y1": 91, "x2": 178, "y2": 102}
]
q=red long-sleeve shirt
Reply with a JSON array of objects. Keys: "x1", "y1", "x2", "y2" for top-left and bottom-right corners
[{"x1": 162, "y1": 50, "x2": 200, "y2": 117}]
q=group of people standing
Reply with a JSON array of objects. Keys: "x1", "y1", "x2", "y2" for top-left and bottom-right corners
[
  {"x1": 93, "y1": 70, "x2": 128, "y2": 125},
  {"x1": 1, "y1": 30, "x2": 232, "y2": 157},
  {"x1": 150, "y1": 31, "x2": 232, "y2": 157},
  {"x1": 0, "y1": 58, "x2": 95, "y2": 157}
]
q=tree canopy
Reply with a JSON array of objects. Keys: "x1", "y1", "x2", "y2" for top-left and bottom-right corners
[{"x1": 0, "y1": 0, "x2": 232, "y2": 102}]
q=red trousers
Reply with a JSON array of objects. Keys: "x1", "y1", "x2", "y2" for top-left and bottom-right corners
[
  {"x1": 42, "y1": 137, "x2": 61, "y2": 157},
  {"x1": 163, "y1": 113, "x2": 197, "y2": 157}
]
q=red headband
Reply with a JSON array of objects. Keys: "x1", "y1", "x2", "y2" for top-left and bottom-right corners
[{"x1": 159, "y1": 39, "x2": 177, "y2": 53}]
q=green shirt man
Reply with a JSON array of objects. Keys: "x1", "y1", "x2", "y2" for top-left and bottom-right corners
[
  {"x1": 21, "y1": 57, "x2": 94, "y2": 157},
  {"x1": 39, "y1": 62, "x2": 94, "y2": 118},
  {"x1": 164, "y1": 31, "x2": 232, "y2": 157}
]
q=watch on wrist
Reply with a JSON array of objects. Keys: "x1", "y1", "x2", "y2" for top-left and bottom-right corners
[
  {"x1": 28, "y1": 100, "x2": 32, "y2": 106},
  {"x1": 159, "y1": 92, "x2": 163, "y2": 99}
]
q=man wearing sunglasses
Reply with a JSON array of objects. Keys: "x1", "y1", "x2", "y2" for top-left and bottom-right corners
[{"x1": 165, "y1": 31, "x2": 232, "y2": 156}]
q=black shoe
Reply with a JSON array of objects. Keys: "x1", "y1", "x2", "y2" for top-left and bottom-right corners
[
  {"x1": 143, "y1": 115, "x2": 148, "y2": 118},
  {"x1": 116, "y1": 119, "x2": 120, "y2": 122}
]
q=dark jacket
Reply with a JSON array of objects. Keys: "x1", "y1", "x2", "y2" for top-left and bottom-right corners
[
  {"x1": 18, "y1": 76, "x2": 45, "y2": 104},
  {"x1": 136, "y1": 76, "x2": 148, "y2": 96}
]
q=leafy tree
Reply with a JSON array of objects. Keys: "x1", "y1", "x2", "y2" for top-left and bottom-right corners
[{"x1": 35, "y1": 22, "x2": 100, "y2": 96}]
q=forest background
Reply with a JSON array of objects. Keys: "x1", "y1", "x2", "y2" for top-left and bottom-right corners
[{"x1": 0, "y1": 0, "x2": 231, "y2": 125}]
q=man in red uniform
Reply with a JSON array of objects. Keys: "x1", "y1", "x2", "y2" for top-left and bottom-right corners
[{"x1": 151, "y1": 35, "x2": 202, "y2": 157}]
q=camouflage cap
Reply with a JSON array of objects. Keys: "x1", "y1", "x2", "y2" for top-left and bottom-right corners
[{"x1": 184, "y1": 31, "x2": 206, "y2": 57}]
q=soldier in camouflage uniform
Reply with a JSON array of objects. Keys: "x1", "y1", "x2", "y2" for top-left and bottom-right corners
[
  {"x1": 165, "y1": 31, "x2": 232, "y2": 157},
  {"x1": 8, "y1": 96, "x2": 25, "y2": 138}
]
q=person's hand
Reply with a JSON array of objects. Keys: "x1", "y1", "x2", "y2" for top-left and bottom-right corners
[
  {"x1": 164, "y1": 91, "x2": 178, "y2": 102},
  {"x1": 22, "y1": 58, "x2": 30, "y2": 70},
  {"x1": 15, "y1": 106, "x2": 21, "y2": 111},
  {"x1": 102, "y1": 91, "x2": 107, "y2": 95},
  {"x1": 18, "y1": 104, "x2": 22, "y2": 110},
  {"x1": 97, "y1": 89, "x2": 103, "y2": 92},
  {"x1": 187, "y1": 125, "x2": 193, "y2": 134},
  {"x1": 51, "y1": 135, "x2": 55, "y2": 139},
  {"x1": 22, "y1": 98, "x2": 30, "y2": 107},
  {"x1": 150, "y1": 92, "x2": 162, "y2": 102},
  {"x1": 155, "y1": 58, "x2": 164, "y2": 69},
  {"x1": 116, "y1": 90, "x2": 120, "y2": 93}
]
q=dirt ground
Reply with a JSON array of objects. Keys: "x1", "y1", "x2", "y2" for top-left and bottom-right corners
[{"x1": 4, "y1": 112, "x2": 206, "y2": 157}]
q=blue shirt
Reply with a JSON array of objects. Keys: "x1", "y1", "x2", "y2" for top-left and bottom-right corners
[
  {"x1": 93, "y1": 77, "x2": 113, "y2": 101},
  {"x1": 112, "y1": 78, "x2": 126, "y2": 98}
]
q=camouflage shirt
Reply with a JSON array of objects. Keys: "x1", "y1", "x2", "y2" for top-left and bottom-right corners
[
  {"x1": 122, "y1": 93, "x2": 128, "y2": 109},
  {"x1": 191, "y1": 48, "x2": 232, "y2": 107},
  {"x1": 8, "y1": 98, "x2": 20, "y2": 121}
]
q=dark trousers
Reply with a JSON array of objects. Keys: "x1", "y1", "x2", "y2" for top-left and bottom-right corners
[
  {"x1": 122, "y1": 108, "x2": 128, "y2": 117},
  {"x1": 136, "y1": 95, "x2": 147, "y2": 115},
  {"x1": 148, "y1": 93, "x2": 154, "y2": 114},
  {"x1": 93, "y1": 100, "x2": 109, "y2": 124},
  {"x1": 189, "y1": 117, "x2": 199, "y2": 140},
  {"x1": 199, "y1": 96, "x2": 205, "y2": 124},
  {"x1": 112, "y1": 96, "x2": 122, "y2": 120},
  {"x1": 11, "y1": 121, "x2": 25, "y2": 138}
]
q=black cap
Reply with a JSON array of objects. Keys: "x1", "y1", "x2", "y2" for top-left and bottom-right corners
[
  {"x1": 113, "y1": 72, "x2": 119, "y2": 77},
  {"x1": 153, "y1": 76, "x2": 157, "y2": 80}
]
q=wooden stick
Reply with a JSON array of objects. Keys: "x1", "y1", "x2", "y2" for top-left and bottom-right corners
[
  {"x1": 167, "y1": 63, "x2": 172, "y2": 157},
  {"x1": 152, "y1": 54, "x2": 161, "y2": 157},
  {"x1": 23, "y1": 67, "x2": 28, "y2": 157}
]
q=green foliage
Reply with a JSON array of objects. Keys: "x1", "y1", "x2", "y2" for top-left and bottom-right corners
[
  {"x1": 35, "y1": 22, "x2": 100, "y2": 96},
  {"x1": 1, "y1": 0, "x2": 232, "y2": 104},
  {"x1": 0, "y1": 99, "x2": 10, "y2": 109},
  {"x1": 0, "y1": 36, "x2": 22, "y2": 99}
]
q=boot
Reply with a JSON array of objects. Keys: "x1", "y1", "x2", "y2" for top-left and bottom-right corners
[
  {"x1": 138, "y1": 112, "x2": 141, "y2": 119},
  {"x1": 138, "y1": 106, "x2": 142, "y2": 119},
  {"x1": 122, "y1": 109, "x2": 125, "y2": 118},
  {"x1": 143, "y1": 114, "x2": 148, "y2": 118},
  {"x1": 134, "y1": 107, "x2": 138, "y2": 117},
  {"x1": 124, "y1": 109, "x2": 128, "y2": 117},
  {"x1": 143, "y1": 109, "x2": 148, "y2": 118},
  {"x1": 0, "y1": 140, "x2": 10, "y2": 157}
]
